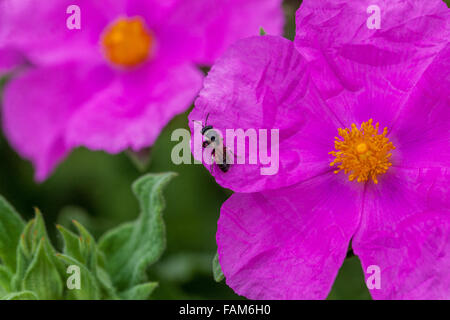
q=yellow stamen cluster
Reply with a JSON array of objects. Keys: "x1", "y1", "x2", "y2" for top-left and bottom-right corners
[
  {"x1": 329, "y1": 119, "x2": 395, "y2": 184},
  {"x1": 101, "y1": 17, "x2": 154, "y2": 67}
]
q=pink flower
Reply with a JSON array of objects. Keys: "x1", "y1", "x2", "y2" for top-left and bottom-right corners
[
  {"x1": 189, "y1": 0, "x2": 449, "y2": 299},
  {"x1": 0, "y1": 0, "x2": 284, "y2": 181}
]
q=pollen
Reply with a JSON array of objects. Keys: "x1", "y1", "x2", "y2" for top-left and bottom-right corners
[
  {"x1": 101, "y1": 17, "x2": 154, "y2": 67},
  {"x1": 329, "y1": 119, "x2": 395, "y2": 184}
]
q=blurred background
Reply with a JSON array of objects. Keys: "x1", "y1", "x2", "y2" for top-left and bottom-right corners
[{"x1": 6, "y1": 0, "x2": 443, "y2": 300}]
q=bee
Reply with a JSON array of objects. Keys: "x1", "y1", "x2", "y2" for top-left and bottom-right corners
[{"x1": 197, "y1": 113, "x2": 232, "y2": 173}]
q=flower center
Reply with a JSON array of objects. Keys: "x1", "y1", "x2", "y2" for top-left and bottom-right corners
[
  {"x1": 101, "y1": 17, "x2": 154, "y2": 67},
  {"x1": 329, "y1": 119, "x2": 395, "y2": 184}
]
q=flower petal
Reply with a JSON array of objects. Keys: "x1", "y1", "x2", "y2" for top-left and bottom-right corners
[
  {"x1": 0, "y1": 0, "x2": 125, "y2": 66},
  {"x1": 218, "y1": 173, "x2": 363, "y2": 299},
  {"x1": 390, "y1": 43, "x2": 450, "y2": 169},
  {"x1": 294, "y1": 0, "x2": 450, "y2": 128},
  {"x1": 189, "y1": 35, "x2": 342, "y2": 193},
  {"x1": 353, "y1": 167, "x2": 450, "y2": 299},
  {"x1": 166, "y1": 0, "x2": 284, "y2": 65},
  {"x1": 66, "y1": 62, "x2": 203, "y2": 153},
  {"x1": 0, "y1": 48, "x2": 26, "y2": 76},
  {"x1": 2, "y1": 63, "x2": 113, "y2": 181}
]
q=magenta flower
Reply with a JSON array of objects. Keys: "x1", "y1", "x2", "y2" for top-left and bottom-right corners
[
  {"x1": 0, "y1": 0, "x2": 284, "y2": 181},
  {"x1": 189, "y1": 0, "x2": 449, "y2": 299}
]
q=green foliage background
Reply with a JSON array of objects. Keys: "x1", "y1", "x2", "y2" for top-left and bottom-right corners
[{"x1": 3, "y1": 0, "x2": 447, "y2": 300}]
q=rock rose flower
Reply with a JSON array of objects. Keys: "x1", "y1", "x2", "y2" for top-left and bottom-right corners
[
  {"x1": 0, "y1": 0, "x2": 283, "y2": 181},
  {"x1": 188, "y1": 0, "x2": 449, "y2": 299}
]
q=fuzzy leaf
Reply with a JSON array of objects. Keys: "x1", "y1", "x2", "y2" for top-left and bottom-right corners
[
  {"x1": 56, "y1": 222, "x2": 101, "y2": 299},
  {"x1": 22, "y1": 239, "x2": 63, "y2": 300},
  {"x1": 0, "y1": 195, "x2": 25, "y2": 271},
  {"x1": 56, "y1": 254, "x2": 101, "y2": 300},
  {"x1": 58, "y1": 214, "x2": 125, "y2": 299},
  {"x1": 96, "y1": 266, "x2": 118, "y2": 300},
  {"x1": 10, "y1": 239, "x2": 30, "y2": 292},
  {"x1": 212, "y1": 252, "x2": 225, "y2": 282},
  {"x1": 0, "y1": 265, "x2": 12, "y2": 292},
  {"x1": 259, "y1": 27, "x2": 267, "y2": 36},
  {"x1": 72, "y1": 220, "x2": 97, "y2": 271},
  {"x1": 99, "y1": 173, "x2": 175, "y2": 291},
  {"x1": 121, "y1": 282, "x2": 158, "y2": 300},
  {"x1": 22, "y1": 209, "x2": 48, "y2": 254},
  {"x1": 1, "y1": 291, "x2": 38, "y2": 300},
  {"x1": 57, "y1": 221, "x2": 97, "y2": 271},
  {"x1": 19, "y1": 210, "x2": 65, "y2": 282},
  {"x1": 56, "y1": 225, "x2": 84, "y2": 263}
]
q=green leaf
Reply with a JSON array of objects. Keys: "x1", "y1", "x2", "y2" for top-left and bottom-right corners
[
  {"x1": 72, "y1": 220, "x2": 97, "y2": 271},
  {"x1": 0, "y1": 265, "x2": 12, "y2": 292},
  {"x1": 22, "y1": 209, "x2": 47, "y2": 254},
  {"x1": 22, "y1": 239, "x2": 63, "y2": 300},
  {"x1": 56, "y1": 224, "x2": 84, "y2": 263},
  {"x1": 212, "y1": 252, "x2": 225, "y2": 282},
  {"x1": 0, "y1": 195, "x2": 25, "y2": 271},
  {"x1": 56, "y1": 222, "x2": 103, "y2": 299},
  {"x1": 56, "y1": 254, "x2": 101, "y2": 300},
  {"x1": 57, "y1": 220, "x2": 99, "y2": 272},
  {"x1": 120, "y1": 282, "x2": 158, "y2": 300},
  {"x1": 11, "y1": 211, "x2": 60, "y2": 291},
  {"x1": 1, "y1": 291, "x2": 38, "y2": 300},
  {"x1": 20, "y1": 210, "x2": 66, "y2": 280},
  {"x1": 98, "y1": 172, "x2": 176, "y2": 291},
  {"x1": 10, "y1": 239, "x2": 30, "y2": 292},
  {"x1": 96, "y1": 266, "x2": 119, "y2": 300},
  {"x1": 259, "y1": 27, "x2": 267, "y2": 36}
]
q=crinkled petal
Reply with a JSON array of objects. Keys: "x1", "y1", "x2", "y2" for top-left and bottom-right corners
[
  {"x1": 295, "y1": 0, "x2": 450, "y2": 128},
  {"x1": 66, "y1": 62, "x2": 203, "y2": 153},
  {"x1": 218, "y1": 173, "x2": 363, "y2": 299},
  {"x1": 2, "y1": 62, "x2": 113, "y2": 181},
  {"x1": 166, "y1": 0, "x2": 284, "y2": 65},
  {"x1": 189, "y1": 36, "x2": 342, "y2": 193},
  {"x1": 353, "y1": 167, "x2": 450, "y2": 299},
  {"x1": 0, "y1": 0, "x2": 126, "y2": 66},
  {"x1": 390, "y1": 43, "x2": 450, "y2": 169}
]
